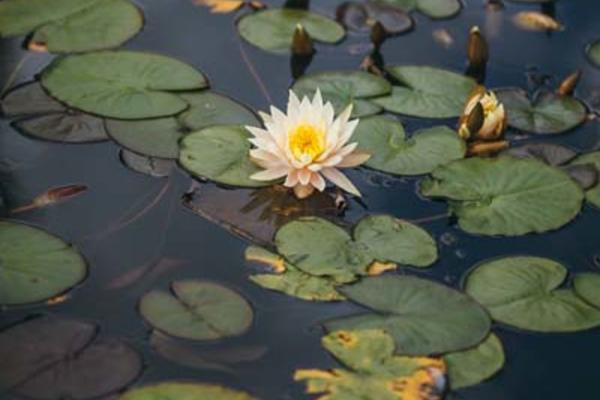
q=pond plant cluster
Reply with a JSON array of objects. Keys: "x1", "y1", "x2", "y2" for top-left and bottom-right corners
[{"x1": 0, "y1": 0, "x2": 600, "y2": 399}]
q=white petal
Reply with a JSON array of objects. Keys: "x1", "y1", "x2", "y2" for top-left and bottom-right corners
[
  {"x1": 337, "y1": 142, "x2": 358, "y2": 158},
  {"x1": 310, "y1": 172, "x2": 326, "y2": 192},
  {"x1": 321, "y1": 167, "x2": 361, "y2": 197},
  {"x1": 298, "y1": 168, "x2": 312, "y2": 185},
  {"x1": 336, "y1": 119, "x2": 359, "y2": 149},
  {"x1": 337, "y1": 151, "x2": 371, "y2": 168},
  {"x1": 284, "y1": 169, "x2": 299, "y2": 187},
  {"x1": 250, "y1": 166, "x2": 289, "y2": 181},
  {"x1": 321, "y1": 155, "x2": 343, "y2": 167},
  {"x1": 258, "y1": 111, "x2": 272, "y2": 125},
  {"x1": 288, "y1": 90, "x2": 301, "y2": 116}
]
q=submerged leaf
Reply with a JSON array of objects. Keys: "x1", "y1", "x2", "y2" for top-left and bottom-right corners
[
  {"x1": 119, "y1": 382, "x2": 256, "y2": 400},
  {"x1": 587, "y1": 40, "x2": 600, "y2": 68},
  {"x1": 336, "y1": 2, "x2": 413, "y2": 35},
  {"x1": 569, "y1": 151, "x2": 600, "y2": 208},
  {"x1": 464, "y1": 256, "x2": 600, "y2": 332},
  {"x1": 120, "y1": 150, "x2": 175, "y2": 178}
]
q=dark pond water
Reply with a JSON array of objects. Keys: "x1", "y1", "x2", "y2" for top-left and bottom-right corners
[{"x1": 1, "y1": 0, "x2": 600, "y2": 399}]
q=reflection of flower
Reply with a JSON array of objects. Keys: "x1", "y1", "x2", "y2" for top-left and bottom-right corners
[
  {"x1": 459, "y1": 88, "x2": 506, "y2": 141},
  {"x1": 246, "y1": 90, "x2": 370, "y2": 199}
]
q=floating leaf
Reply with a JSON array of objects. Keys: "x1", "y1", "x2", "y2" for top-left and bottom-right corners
[
  {"x1": 512, "y1": 11, "x2": 563, "y2": 32},
  {"x1": 42, "y1": 51, "x2": 207, "y2": 120},
  {"x1": 107, "y1": 118, "x2": 183, "y2": 159},
  {"x1": 573, "y1": 273, "x2": 600, "y2": 309},
  {"x1": 1, "y1": 82, "x2": 108, "y2": 143},
  {"x1": 178, "y1": 92, "x2": 259, "y2": 131},
  {"x1": 0, "y1": 0, "x2": 142, "y2": 53},
  {"x1": 11, "y1": 184, "x2": 87, "y2": 213},
  {"x1": 588, "y1": 40, "x2": 600, "y2": 68},
  {"x1": 179, "y1": 125, "x2": 272, "y2": 188},
  {"x1": 119, "y1": 382, "x2": 256, "y2": 400},
  {"x1": 376, "y1": 0, "x2": 461, "y2": 19},
  {"x1": 464, "y1": 256, "x2": 600, "y2": 332},
  {"x1": 0, "y1": 221, "x2": 87, "y2": 306},
  {"x1": 0, "y1": 316, "x2": 142, "y2": 399},
  {"x1": 139, "y1": 279, "x2": 253, "y2": 340},
  {"x1": 570, "y1": 151, "x2": 600, "y2": 208},
  {"x1": 354, "y1": 116, "x2": 465, "y2": 176},
  {"x1": 295, "y1": 329, "x2": 447, "y2": 400},
  {"x1": 336, "y1": 2, "x2": 413, "y2": 35},
  {"x1": 420, "y1": 157, "x2": 584, "y2": 236},
  {"x1": 444, "y1": 334, "x2": 505, "y2": 389},
  {"x1": 292, "y1": 71, "x2": 391, "y2": 118},
  {"x1": 237, "y1": 9, "x2": 345, "y2": 53},
  {"x1": 495, "y1": 89, "x2": 586, "y2": 134},
  {"x1": 373, "y1": 66, "x2": 477, "y2": 118},
  {"x1": 120, "y1": 150, "x2": 175, "y2": 178},
  {"x1": 326, "y1": 275, "x2": 491, "y2": 355}
]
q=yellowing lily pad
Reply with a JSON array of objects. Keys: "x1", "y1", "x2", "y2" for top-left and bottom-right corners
[
  {"x1": 354, "y1": 116, "x2": 465, "y2": 176},
  {"x1": 139, "y1": 279, "x2": 253, "y2": 340},
  {"x1": 291, "y1": 71, "x2": 392, "y2": 118},
  {"x1": 464, "y1": 256, "x2": 600, "y2": 332},
  {"x1": 119, "y1": 382, "x2": 256, "y2": 400},
  {"x1": 179, "y1": 125, "x2": 272, "y2": 187},
  {"x1": 325, "y1": 275, "x2": 491, "y2": 355},
  {"x1": 496, "y1": 89, "x2": 587, "y2": 134},
  {"x1": 0, "y1": 0, "x2": 142, "y2": 53},
  {"x1": 573, "y1": 273, "x2": 600, "y2": 309},
  {"x1": 570, "y1": 151, "x2": 600, "y2": 208},
  {"x1": 420, "y1": 156, "x2": 584, "y2": 236},
  {"x1": 373, "y1": 66, "x2": 476, "y2": 118},
  {"x1": 444, "y1": 334, "x2": 505, "y2": 389},
  {"x1": 0, "y1": 220, "x2": 87, "y2": 306},
  {"x1": 237, "y1": 9, "x2": 345, "y2": 53},
  {"x1": 42, "y1": 51, "x2": 207, "y2": 120}
]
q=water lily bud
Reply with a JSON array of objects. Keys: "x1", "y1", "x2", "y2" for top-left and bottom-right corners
[
  {"x1": 557, "y1": 70, "x2": 582, "y2": 97},
  {"x1": 467, "y1": 26, "x2": 489, "y2": 69},
  {"x1": 459, "y1": 88, "x2": 507, "y2": 141},
  {"x1": 370, "y1": 21, "x2": 387, "y2": 48},
  {"x1": 291, "y1": 24, "x2": 314, "y2": 56}
]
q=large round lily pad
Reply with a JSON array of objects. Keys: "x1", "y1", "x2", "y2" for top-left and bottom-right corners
[
  {"x1": 420, "y1": 156, "x2": 584, "y2": 236},
  {"x1": 42, "y1": 51, "x2": 207, "y2": 119},
  {"x1": 325, "y1": 275, "x2": 491, "y2": 355},
  {"x1": 140, "y1": 279, "x2": 254, "y2": 340},
  {"x1": 354, "y1": 116, "x2": 465, "y2": 175},
  {"x1": 373, "y1": 66, "x2": 476, "y2": 118},
  {"x1": 464, "y1": 256, "x2": 600, "y2": 332},
  {"x1": 570, "y1": 151, "x2": 600, "y2": 208},
  {"x1": 573, "y1": 273, "x2": 600, "y2": 309},
  {"x1": 444, "y1": 333, "x2": 505, "y2": 389},
  {"x1": 0, "y1": 0, "x2": 142, "y2": 53},
  {"x1": 107, "y1": 118, "x2": 183, "y2": 159},
  {"x1": 588, "y1": 40, "x2": 600, "y2": 68},
  {"x1": 237, "y1": 9, "x2": 345, "y2": 53},
  {"x1": 0, "y1": 221, "x2": 87, "y2": 306},
  {"x1": 291, "y1": 71, "x2": 391, "y2": 118},
  {"x1": 0, "y1": 316, "x2": 142, "y2": 399},
  {"x1": 179, "y1": 125, "x2": 271, "y2": 188},
  {"x1": 496, "y1": 89, "x2": 587, "y2": 134},
  {"x1": 376, "y1": 0, "x2": 462, "y2": 19},
  {"x1": 119, "y1": 382, "x2": 256, "y2": 400},
  {"x1": 178, "y1": 92, "x2": 259, "y2": 131}
]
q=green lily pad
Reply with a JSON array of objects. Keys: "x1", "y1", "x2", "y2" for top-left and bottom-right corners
[
  {"x1": 444, "y1": 334, "x2": 505, "y2": 389},
  {"x1": 326, "y1": 275, "x2": 491, "y2": 355},
  {"x1": 354, "y1": 116, "x2": 465, "y2": 176},
  {"x1": 420, "y1": 156, "x2": 584, "y2": 236},
  {"x1": 573, "y1": 273, "x2": 600, "y2": 309},
  {"x1": 291, "y1": 71, "x2": 391, "y2": 118},
  {"x1": 496, "y1": 89, "x2": 587, "y2": 134},
  {"x1": 139, "y1": 279, "x2": 253, "y2": 340},
  {"x1": 373, "y1": 66, "x2": 476, "y2": 118},
  {"x1": 570, "y1": 151, "x2": 600, "y2": 208},
  {"x1": 178, "y1": 92, "x2": 260, "y2": 131},
  {"x1": 376, "y1": 0, "x2": 461, "y2": 19},
  {"x1": 0, "y1": 0, "x2": 142, "y2": 53},
  {"x1": 119, "y1": 382, "x2": 256, "y2": 400},
  {"x1": 0, "y1": 221, "x2": 87, "y2": 306},
  {"x1": 42, "y1": 51, "x2": 207, "y2": 120},
  {"x1": 464, "y1": 256, "x2": 600, "y2": 332},
  {"x1": 179, "y1": 125, "x2": 271, "y2": 188},
  {"x1": 1, "y1": 82, "x2": 108, "y2": 143},
  {"x1": 107, "y1": 118, "x2": 183, "y2": 159},
  {"x1": 588, "y1": 41, "x2": 600, "y2": 68},
  {"x1": 237, "y1": 8, "x2": 345, "y2": 53}
]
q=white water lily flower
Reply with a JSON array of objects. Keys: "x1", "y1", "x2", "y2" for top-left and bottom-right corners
[{"x1": 246, "y1": 89, "x2": 370, "y2": 199}]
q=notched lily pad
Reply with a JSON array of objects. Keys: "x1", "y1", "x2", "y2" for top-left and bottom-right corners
[
  {"x1": 139, "y1": 279, "x2": 254, "y2": 340},
  {"x1": 179, "y1": 125, "x2": 273, "y2": 188},
  {"x1": 337, "y1": 2, "x2": 413, "y2": 35},
  {"x1": 444, "y1": 333, "x2": 505, "y2": 389},
  {"x1": 0, "y1": 220, "x2": 87, "y2": 306},
  {"x1": 0, "y1": 0, "x2": 143, "y2": 53},
  {"x1": 237, "y1": 8, "x2": 345, "y2": 53},
  {"x1": 464, "y1": 256, "x2": 600, "y2": 332},
  {"x1": 1, "y1": 82, "x2": 108, "y2": 143},
  {"x1": 325, "y1": 275, "x2": 491, "y2": 355},
  {"x1": 420, "y1": 156, "x2": 584, "y2": 236},
  {"x1": 573, "y1": 273, "x2": 600, "y2": 309},
  {"x1": 569, "y1": 151, "x2": 600, "y2": 208},
  {"x1": 373, "y1": 66, "x2": 477, "y2": 118},
  {"x1": 354, "y1": 116, "x2": 465, "y2": 176},
  {"x1": 119, "y1": 382, "x2": 256, "y2": 400},
  {"x1": 292, "y1": 71, "x2": 391, "y2": 118},
  {"x1": 41, "y1": 51, "x2": 208, "y2": 120},
  {"x1": 0, "y1": 315, "x2": 142, "y2": 399},
  {"x1": 496, "y1": 88, "x2": 587, "y2": 134}
]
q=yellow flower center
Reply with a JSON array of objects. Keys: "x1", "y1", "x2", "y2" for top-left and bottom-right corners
[{"x1": 288, "y1": 123, "x2": 325, "y2": 162}]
